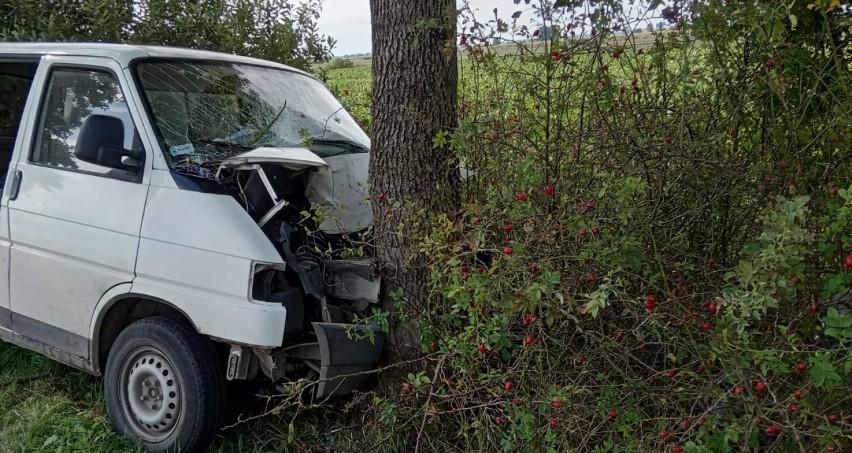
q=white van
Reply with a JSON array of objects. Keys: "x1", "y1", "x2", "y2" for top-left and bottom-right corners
[{"x1": 0, "y1": 43, "x2": 383, "y2": 452}]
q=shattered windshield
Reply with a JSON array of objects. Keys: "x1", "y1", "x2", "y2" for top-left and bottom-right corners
[{"x1": 134, "y1": 60, "x2": 370, "y2": 179}]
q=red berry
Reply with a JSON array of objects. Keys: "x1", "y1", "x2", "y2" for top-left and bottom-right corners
[
  {"x1": 696, "y1": 364, "x2": 706, "y2": 373},
  {"x1": 667, "y1": 369, "x2": 678, "y2": 378},
  {"x1": 765, "y1": 59, "x2": 775, "y2": 69},
  {"x1": 579, "y1": 228, "x2": 587, "y2": 236},
  {"x1": 378, "y1": 193, "x2": 386, "y2": 201},
  {"x1": 402, "y1": 382, "x2": 413, "y2": 393},
  {"x1": 638, "y1": 344, "x2": 648, "y2": 352},
  {"x1": 647, "y1": 375, "x2": 658, "y2": 384},
  {"x1": 504, "y1": 223, "x2": 513, "y2": 232},
  {"x1": 614, "y1": 330, "x2": 625, "y2": 341},
  {"x1": 702, "y1": 322, "x2": 712, "y2": 332},
  {"x1": 828, "y1": 415, "x2": 839, "y2": 425},
  {"x1": 550, "y1": 400, "x2": 563, "y2": 409},
  {"x1": 708, "y1": 302, "x2": 717, "y2": 314},
  {"x1": 826, "y1": 446, "x2": 835, "y2": 453},
  {"x1": 608, "y1": 410, "x2": 619, "y2": 418},
  {"x1": 544, "y1": 184, "x2": 554, "y2": 197},
  {"x1": 503, "y1": 247, "x2": 513, "y2": 255},
  {"x1": 734, "y1": 386, "x2": 744, "y2": 395},
  {"x1": 591, "y1": 226, "x2": 599, "y2": 235},
  {"x1": 789, "y1": 404, "x2": 799, "y2": 413},
  {"x1": 756, "y1": 416, "x2": 764, "y2": 425},
  {"x1": 529, "y1": 264, "x2": 539, "y2": 274},
  {"x1": 516, "y1": 192, "x2": 527, "y2": 202},
  {"x1": 587, "y1": 273, "x2": 597, "y2": 282},
  {"x1": 549, "y1": 418, "x2": 558, "y2": 428},
  {"x1": 845, "y1": 254, "x2": 852, "y2": 269},
  {"x1": 524, "y1": 336, "x2": 535, "y2": 346},
  {"x1": 791, "y1": 276, "x2": 801, "y2": 285},
  {"x1": 384, "y1": 207, "x2": 391, "y2": 216},
  {"x1": 793, "y1": 389, "x2": 802, "y2": 399},
  {"x1": 696, "y1": 417, "x2": 705, "y2": 426},
  {"x1": 755, "y1": 381, "x2": 767, "y2": 394},
  {"x1": 578, "y1": 354, "x2": 587, "y2": 363},
  {"x1": 585, "y1": 201, "x2": 595, "y2": 209},
  {"x1": 477, "y1": 266, "x2": 485, "y2": 274},
  {"x1": 523, "y1": 314, "x2": 535, "y2": 326},
  {"x1": 672, "y1": 446, "x2": 684, "y2": 453},
  {"x1": 550, "y1": 51, "x2": 562, "y2": 62},
  {"x1": 479, "y1": 344, "x2": 487, "y2": 354},
  {"x1": 646, "y1": 295, "x2": 657, "y2": 305},
  {"x1": 504, "y1": 381, "x2": 513, "y2": 392},
  {"x1": 683, "y1": 420, "x2": 692, "y2": 429},
  {"x1": 766, "y1": 424, "x2": 781, "y2": 436},
  {"x1": 810, "y1": 303, "x2": 819, "y2": 314},
  {"x1": 430, "y1": 341, "x2": 438, "y2": 351},
  {"x1": 786, "y1": 328, "x2": 796, "y2": 335},
  {"x1": 795, "y1": 362, "x2": 807, "y2": 373},
  {"x1": 830, "y1": 186, "x2": 840, "y2": 195},
  {"x1": 495, "y1": 416, "x2": 504, "y2": 425},
  {"x1": 460, "y1": 264, "x2": 470, "y2": 274},
  {"x1": 659, "y1": 430, "x2": 670, "y2": 438}
]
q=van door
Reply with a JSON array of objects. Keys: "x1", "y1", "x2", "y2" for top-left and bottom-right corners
[{"x1": 7, "y1": 57, "x2": 149, "y2": 358}]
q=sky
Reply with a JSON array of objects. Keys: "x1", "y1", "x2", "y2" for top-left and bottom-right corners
[{"x1": 317, "y1": 0, "x2": 536, "y2": 57}]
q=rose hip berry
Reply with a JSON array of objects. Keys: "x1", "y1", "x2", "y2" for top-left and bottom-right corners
[
  {"x1": 550, "y1": 400, "x2": 563, "y2": 409},
  {"x1": 766, "y1": 424, "x2": 781, "y2": 436},
  {"x1": 795, "y1": 362, "x2": 807, "y2": 373},
  {"x1": 755, "y1": 381, "x2": 767, "y2": 394}
]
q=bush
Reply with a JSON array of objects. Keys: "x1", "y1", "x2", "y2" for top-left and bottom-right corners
[
  {"x1": 341, "y1": 0, "x2": 851, "y2": 451},
  {"x1": 328, "y1": 58, "x2": 356, "y2": 69}
]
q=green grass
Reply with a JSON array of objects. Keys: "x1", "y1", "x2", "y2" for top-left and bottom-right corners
[{"x1": 0, "y1": 343, "x2": 377, "y2": 452}]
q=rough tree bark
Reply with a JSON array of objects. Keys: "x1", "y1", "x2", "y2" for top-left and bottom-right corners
[{"x1": 369, "y1": 0, "x2": 460, "y2": 367}]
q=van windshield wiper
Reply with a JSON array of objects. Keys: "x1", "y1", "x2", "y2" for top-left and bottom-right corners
[
  {"x1": 307, "y1": 138, "x2": 369, "y2": 152},
  {"x1": 197, "y1": 139, "x2": 255, "y2": 151}
]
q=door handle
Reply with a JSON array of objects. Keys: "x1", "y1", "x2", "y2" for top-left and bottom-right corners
[{"x1": 8, "y1": 169, "x2": 22, "y2": 201}]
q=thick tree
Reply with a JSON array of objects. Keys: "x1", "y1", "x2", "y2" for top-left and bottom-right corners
[{"x1": 368, "y1": 1, "x2": 460, "y2": 364}]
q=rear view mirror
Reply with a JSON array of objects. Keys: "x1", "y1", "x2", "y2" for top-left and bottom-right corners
[{"x1": 74, "y1": 114, "x2": 144, "y2": 172}]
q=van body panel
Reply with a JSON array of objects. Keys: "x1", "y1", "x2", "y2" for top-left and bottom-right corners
[
  {"x1": 140, "y1": 184, "x2": 284, "y2": 263},
  {"x1": 128, "y1": 276, "x2": 287, "y2": 348}
]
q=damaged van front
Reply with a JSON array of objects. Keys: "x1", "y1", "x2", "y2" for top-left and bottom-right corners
[{"x1": 133, "y1": 60, "x2": 383, "y2": 399}]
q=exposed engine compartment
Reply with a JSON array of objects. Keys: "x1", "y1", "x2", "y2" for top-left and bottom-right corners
[{"x1": 212, "y1": 147, "x2": 383, "y2": 397}]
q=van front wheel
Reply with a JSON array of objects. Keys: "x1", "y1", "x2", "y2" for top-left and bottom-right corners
[{"x1": 104, "y1": 317, "x2": 224, "y2": 453}]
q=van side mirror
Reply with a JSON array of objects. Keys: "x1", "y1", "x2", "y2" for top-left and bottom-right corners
[{"x1": 74, "y1": 114, "x2": 144, "y2": 172}]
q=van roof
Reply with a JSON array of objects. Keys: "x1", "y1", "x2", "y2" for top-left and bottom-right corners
[{"x1": 0, "y1": 42, "x2": 311, "y2": 76}]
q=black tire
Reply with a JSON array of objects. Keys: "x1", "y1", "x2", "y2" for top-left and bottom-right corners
[{"x1": 104, "y1": 317, "x2": 225, "y2": 453}]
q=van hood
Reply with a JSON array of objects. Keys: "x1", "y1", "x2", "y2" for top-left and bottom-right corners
[
  {"x1": 218, "y1": 147, "x2": 372, "y2": 234},
  {"x1": 218, "y1": 147, "x2": 329, "y2": 171}
]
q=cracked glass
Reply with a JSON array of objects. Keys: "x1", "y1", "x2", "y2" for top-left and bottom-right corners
[{"x1": 134, "y1": 60, "x2": 369, "y2": 179}]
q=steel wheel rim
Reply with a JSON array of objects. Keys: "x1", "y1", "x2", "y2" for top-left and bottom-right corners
[{"x1": 119, "y1": 346, "x2": 182, "y2": 442}]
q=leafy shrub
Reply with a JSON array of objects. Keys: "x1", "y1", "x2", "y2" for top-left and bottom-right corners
[
  {"x1": 338, "y1": 0, "x2": 852, "y2": 451},
  {"x1": 327, "y1": 58, "x2": 356, "y2": 69}
]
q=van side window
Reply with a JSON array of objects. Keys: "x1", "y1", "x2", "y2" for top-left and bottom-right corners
[
  {"x1": 31, "y1": 68, "x2": 143, "y2": 182},
  {"x1": 0, "y1": 74, "x2": 31, "y2": 138}
]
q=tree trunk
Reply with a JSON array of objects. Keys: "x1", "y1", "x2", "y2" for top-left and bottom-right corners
[{"x1": 369, "y1": 0, "x2": 459, "y2": 367}]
